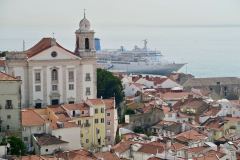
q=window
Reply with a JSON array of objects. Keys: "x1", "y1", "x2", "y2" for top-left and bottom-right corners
[
  {"x1": 86, "y1": 139, "x2": 89, "y2": 143},
  {"x1": 107, "y1": 130, "x2": 111, "y2": 135},
  {"x1": 81, "y1": 134, "x2": 83, "y2": 137},
  {"x1": 52, "y1": 85, "x2": 58, "y2": 91},
  {"x1": 101, "y1": 118, "x2": 104, "y2": 123},
  {"x1": 51, "y1": 69, "x2": 58, "y2": 81},
  {"x1": 22, "y1": 127, "x2": 26, "y2": 131},
  {"x1": 85, "y1": 73, "x2": 91, "y2": 81},
  {"x1": 69, "y1": 71, "x2": 74, "y2": 82},
  {"x1": 78, "y1": 120, "x2": 81, "y2": 125},
  {"x1": 96, "y1": 129, "x2": 100, "y2": 134},
  {"x1": 82, "y1": 111, "x2": 84, "y2": 114},
  {"x1": 85, "y1": 38, "x2": 89, "y2": 50},
  {"x1": 7, "y1": 125, "x2": 9, "y2": 130},
  {"x1": 107, "y1": 121, "x2": 111, "y2": 125},
  {"x1": 101, "y1": 108, "x2": 104, "y2": 113},
  {"x1": 98, "y1": 138, "x2": 101, "y2": 145},
  {"x1": 7, "y1": 115, "x2": 11, "y2": 119},
  {"x1": 51, "y1": 51, "x2": 57, "y2": 57},
  {"x1": 95, "y1": 108, "x2": 98, "y2": 114},
  {"x1": 35, "y1": 103, "x2": 42, "y2": 108},
  {"x1": 107, "y1": 113, "x2": 110, "y2": 116},
  {"x1": 5, "y1": 100, "x2": 12, "y2": 109},
  {"x1": 45, "y1": 149, "x2": 48, "y2": 152},
  {"x1": 95, "y1": 119, "x2": 98, "y2": 124},
  {"x1": 23, "y1": 137, "x2": 28, "y2": 141},
  {"x1": 35, "y1": 72, "x2": 41, "y2": 82},
  {"x1": 69, "y1": 84, "x2": 74, "y2": 90},
  {"x1": 35, "y1": 85, "x2": 41, "y2": 92},
  {"x1": 69, "y1": 101, "x2": 74, "y2": 104},
  {"x1": 37, "y1": 127, "x2": 41, "y2": 131},
  {"x1": 86, "y1": 87, "x2": 91, "y2": 95}
]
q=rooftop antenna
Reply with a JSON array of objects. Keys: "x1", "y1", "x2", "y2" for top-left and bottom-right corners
[{"x1": 22, "y1": 40, "x2": 25, "y2": 51}]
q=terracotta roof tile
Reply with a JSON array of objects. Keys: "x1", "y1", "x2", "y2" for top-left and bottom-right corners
[
  {"x1": 94, "y1": 151, "x2": 120, "y2": 160},
  {"x1": 138, "y1": 143, "x2": 164, "y2": 154},
  {"x1": 0, "y1": 71, "x2": 19, "y2": 81},
  {"x1": 86, "y1": 99, "x2": 105, "y2": 106},
  {"x1": 34, "y1": 133, "x2": 68, "y2": 146},
  {"x1": 22, "y1": 109, "x2": 45, "y2": 126},
  {"x1": 26, "y1": 37, "x2": 75, "y2": 58},
  {"x1": 175, "y1": 130, "x2": 207, "y2": 142},
  {"x1": 62, "y1": 103, "x2": 88, "y2": 110},
  {"x1": 56, "y1": 149, "x2": 97, "y2": 160}
]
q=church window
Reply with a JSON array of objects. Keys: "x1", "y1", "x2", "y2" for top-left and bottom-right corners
[
  {"x1": 52, "y1": 85, "x2": 58, "y2": 91},
  {"x1": 51, "y1": 51, "x2": 57, "y2": 57},
  {"x1": 35, "y1": 85, "x2": 41, "y2": 92},
  {"x1": 85, "y1": 73, "x2": 91, "y2": 81},
  {"x1": 69, "y1": 71, "x2": 74, "y2": 82},
  {"x1": 85, "y1": 38, "x2": 89, "y2": 50},
  {"x1": 86, "y1": 87, "x2": 91, "y2": 95},
  {"x1": 52, "y1": 69, "x2": 58, "y2": 81},
  {"x1": 35, "y1": 72, "x2": 41, "y2": 82},
  {"x1": 69, "y1": 84, "x2": 74, "y2": 90}
]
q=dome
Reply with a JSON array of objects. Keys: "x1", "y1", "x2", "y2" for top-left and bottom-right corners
[{"x1": 79, "y1": 17, "x2": 90, "y2": 31}]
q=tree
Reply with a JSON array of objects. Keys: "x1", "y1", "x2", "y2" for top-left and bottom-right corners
[
  {"x1": 7, "y1": 136, "x2": 26, "y2": 156},
  {"x1": 97, "y1": 68, "x2": 124, "y2": 106}
]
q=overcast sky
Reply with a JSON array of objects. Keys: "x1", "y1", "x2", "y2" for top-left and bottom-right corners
[{"x1": 1, "y1": 0, "x2": 240, "y2": 28}]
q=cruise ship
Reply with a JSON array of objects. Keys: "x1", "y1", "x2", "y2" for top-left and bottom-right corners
[{"x1": 97, "y1": 40, "x2": 185, "y2": 75}]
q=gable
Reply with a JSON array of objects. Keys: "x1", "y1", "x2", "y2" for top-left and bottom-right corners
[{"x1": 28, "y1": 45, "x2": 81, "y2": 61}]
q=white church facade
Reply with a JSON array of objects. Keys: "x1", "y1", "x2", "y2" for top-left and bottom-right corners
[{"x1": 5, "y1": 15, "x2": 97, "y2": 108}]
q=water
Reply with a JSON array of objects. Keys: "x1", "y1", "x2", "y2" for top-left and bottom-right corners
[{"x1": 1, "y1": 25, "x2": 240, "y2": 78}]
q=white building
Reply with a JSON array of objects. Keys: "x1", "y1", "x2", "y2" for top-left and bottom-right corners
[{"x1": 5, "y1": 14, "x2": 97, "y2": 108}]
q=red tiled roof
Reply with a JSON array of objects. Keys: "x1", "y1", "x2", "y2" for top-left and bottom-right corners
[
  {"x1": 175, "y1": 130, "x2": 207, "y2": 142},
  {"x1": 138, "y1": 143, "x2": 164, "y2": 154},
  {"x1": 161, "y1": 92, "x2": 190, "y2": 100},
  {"x1": 103, "y1": 99, "x2": 115, "y2": 109},
  {"x1": 56, "y1": 149, "x2": 97, "y2": 160},
  {"x1": 86, "y1": 99, "x2": 105, "y2": 106},
  {"x1": 112, "y1": 141, "x2": 136, "y2": 154},
  {"x1": 0, "y1": 72, "x2": 19, "y2": 81},
  {"x1": 22, "y1": 109, "x2": 45, "y2": 126},
  {"x1": 94, "y1": 152, "x2": 120, "y2": 160},
  {"x1": 63, "y1": 103, "x2": 88, "y2": 110},
  {"x1": 26, "y1": 37, "x2": 75, "y2": 58}
]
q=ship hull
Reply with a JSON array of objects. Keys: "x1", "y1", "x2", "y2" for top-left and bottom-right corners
[{"x1": 98, "y1": 61, "x2": 185, "y2": 75}]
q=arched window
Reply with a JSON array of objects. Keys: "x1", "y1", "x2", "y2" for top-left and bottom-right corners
[
  {"x1": 85, "y1": 38, "x2": 89, "y2": 50},
  {"x1": 52, "y1": 69, "x2": 58, "y2": 81}
]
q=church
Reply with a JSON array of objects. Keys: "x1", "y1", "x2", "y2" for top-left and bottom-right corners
[{"x1": 5, "y1": 14, "x2": 97, "y2": 108}]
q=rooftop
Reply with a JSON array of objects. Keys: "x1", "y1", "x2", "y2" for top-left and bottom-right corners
[
  {"x1": 22, "y1": 109, "x2": 45, "y2": 126},
  {"x1": 34, "y1": 133, "x2": 68, "y2": 146},
  {"x1": 0, "y1": 71, "x2": 19, "y2": 81}
]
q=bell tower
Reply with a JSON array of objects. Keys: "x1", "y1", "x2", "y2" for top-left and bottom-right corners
[{"x1": 75, "y1": 10, "x2": 96, "y2": 58}]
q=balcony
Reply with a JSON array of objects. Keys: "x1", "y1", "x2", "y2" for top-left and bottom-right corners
[{"x1": 5, "y1": 105, "x2": 13, "y2": 109}]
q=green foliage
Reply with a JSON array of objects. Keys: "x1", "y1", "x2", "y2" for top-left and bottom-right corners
[
  {"x1": 7, "y1": 136, "x2": 26, "y2": 156},
  {"x1": 97, "y1": 68, "x2": 124, "y2": 106},
  {"x1": 125, "y1": 108, "x2": 135, "y2": 115},
  {"x1": 115, "y1": 128, "x2": 121, "y2": 144},
  {"x1": 133, "y1": 126, "x2": 144, "y2": 134}
]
